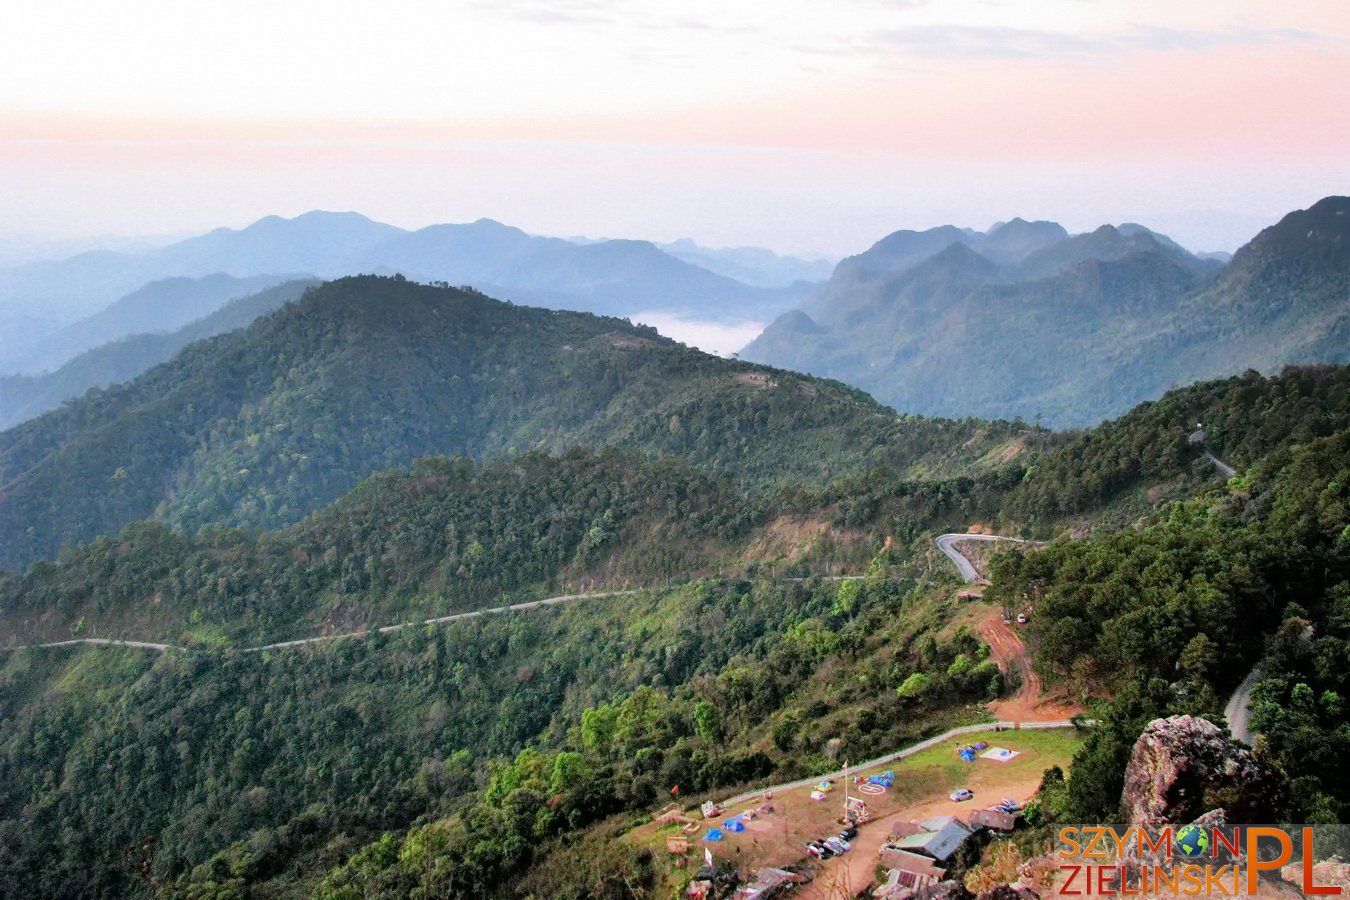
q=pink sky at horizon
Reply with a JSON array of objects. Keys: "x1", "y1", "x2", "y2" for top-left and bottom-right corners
[{"x1": 1, "y1": 0, "x2": 1346, "y2": 256}]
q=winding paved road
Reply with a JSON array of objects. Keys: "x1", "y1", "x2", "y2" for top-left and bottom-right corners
[
  {"x1": 1204, "y1": 451, "x2": 1237, "y2": 478},
  {"x1": 720, "y1": 720, "x2": 1080, "y2": 807},
  {"x1": 935, "y1": 533, "x2": 1032, "y2": 584},
  {"x1": 7, "y1": 590, "x2": 639, "y2": 656}
]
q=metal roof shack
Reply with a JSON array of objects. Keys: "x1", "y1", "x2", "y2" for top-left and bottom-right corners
[{"x1": 894, "y1": 816, "x2": 974, "y2": 862}]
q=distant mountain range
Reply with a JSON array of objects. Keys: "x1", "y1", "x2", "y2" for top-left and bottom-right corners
[
  {"x1": 0, "y1": 279, "x2": 316, "y2": 430},
  {"x1": 0, "y1": 213, "x2": 817, "y2": 375},
  {"x1": 655, "y1": 238, "x2": 835, "y2": 288},
  {"x1": 743, "y1": 197, "x2": 1350, "y2": 426},
  {"x1": 0, "y1": 275, "x2": 1023, "y2": 572}
]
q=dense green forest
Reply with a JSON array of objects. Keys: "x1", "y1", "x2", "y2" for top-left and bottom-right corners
[
  {"x1": 989, "y1": 399, "x2": 1350, "y2": 824},
  {"x1": 4, "y1": 333, "x2": 1350, "y2": 896},
  {"x1": 0, "y1": 275, "x2": 1028, "y2": 572},
  {"x1": 1, "y1": 571, "x2": 1007, "y2": 898},
  {"x1": 0, "y1": 450, "x2": 757, "y2": 645}
]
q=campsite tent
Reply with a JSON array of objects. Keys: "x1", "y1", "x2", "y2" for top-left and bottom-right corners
[{"x1": 704, "y1": 828, "x2": 725, "y2": 841}]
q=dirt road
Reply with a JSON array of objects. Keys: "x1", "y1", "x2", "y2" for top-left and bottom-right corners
[{"x1": 979, "y1": 607, "x2": 1083, "y2": 722}]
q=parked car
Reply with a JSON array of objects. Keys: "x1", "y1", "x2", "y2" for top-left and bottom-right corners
[
  {"x1": 950, "y1": 788, "x2": 974, "y2": 801},
  {"x1": 806, "y1": 841, "x2": 833, "y2": 859},
  {"x1": 824, "y1": 837, "x2": 851, "y2": 854},
  {"x1": 999, "y1": 798, "x2": 1022, "y2": 811},
  {"x1": 840, "y1": 826, "x2": 858, "y2": 840},
  {"x1": 1016, "y1": 613, "x2": 1028, "y2": 624}
]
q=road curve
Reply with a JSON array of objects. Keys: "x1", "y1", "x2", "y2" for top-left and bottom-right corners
[
  {"x1": 935, "y1": 533, "x2": 1032, "y2": 584},
  {"x1": 1225, "y1": 666, "x2": 1261, "y2": 743},
  {"x1": 1205, "y1": 451, "x2": 1237, "y2": 478},
  {"x1": 720, "y1": 720, "x2": 1081, "y2": 807},
  {"x1": 5, "y1": 590, "x2": 640, "y2": 656}
]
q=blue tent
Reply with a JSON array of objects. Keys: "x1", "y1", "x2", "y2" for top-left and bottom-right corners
[
  {"x1": 959, "y1": 749, "x2": 976, "y2": 762},
  {"x1": 883, "y1": 771, "x2": 895, "y2": 779},
  {"x1": 705, "y1": 828, "x2": 725, "y2": 841},
  {"x1": 723, "y1": 818, "x2": 745, "y2": 832}
]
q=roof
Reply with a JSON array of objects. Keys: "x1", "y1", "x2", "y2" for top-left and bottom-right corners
[
  {"x1": 919, "y1": 814, "x2": 972, "y2": 835},
  {"x1": 889, "y1": 820, "x2": 923, "y2": 840},
  {"x1": 879, "y1": 847, "x2": 946, "y2": 878},
  {"x1": 970, "y1": 808, "x2": 1018, "y2": 831},
  {"x1": 896, "y1": 819, "x2": 973, "y2": 861}
]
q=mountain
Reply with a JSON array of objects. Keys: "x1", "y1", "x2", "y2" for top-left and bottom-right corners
[
  {"x1": 0, "y1": 275, "x2": 1025, "y2": 572},
  {"x1": 0, "y1": 273, "x2": 302, "y2": 375},
  {"x1": 656, "y1": 238, "x2": 835, "y2": 288},
  {"x1": 0, "y1": 279, "x2": 316, "y2": 430},
  {"x1": 0, "y1": 213, "x2": 805, "y2": 372},
  {"x1": 4, "y1": 363, "x2": 1350, "y2": 898},
  {"x1": 369, "y1": 222, "x2": 803, "y2": 322},
  {"x1": 745, "y1": 199, "x2": 1347, "y2": 426}
]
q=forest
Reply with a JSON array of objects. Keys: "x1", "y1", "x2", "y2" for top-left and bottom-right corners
[{"x1": 3, "y1": 334, "x2": 1350, "y2": 896}]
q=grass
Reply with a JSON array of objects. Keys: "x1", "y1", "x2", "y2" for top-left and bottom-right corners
[{"x1": 626, "y1": 725, "x2": 1085, "y2": 892}]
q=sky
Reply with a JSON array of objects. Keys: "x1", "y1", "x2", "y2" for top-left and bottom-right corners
[{"x1": 1, "y1": 0, "x2": 1347, "y2": 257}]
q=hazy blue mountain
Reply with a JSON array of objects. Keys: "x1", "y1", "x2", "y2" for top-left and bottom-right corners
[
  {"x1": 0, "y1": 214, "x2": 803, "y2": 366},
  {"x1": 656, "y1": 238, "x2": 834, "y2": 288},
  {"x1": 745, "y1": 198, "x2": 1349, "y2": 427},
  {"x1": 978, "y1": 218, "x2": 1070, "y2": 265},
  {"x1": 0, "y1": 279, "x2": 316, "y2": 430},
  {"x1": 1015, "y1": 223, "x2": 1220, "y2": 280},
  {"x1": 0, "y1": 273, "x2": 301, "y2": 375},
  {"x1": 365, "y1": 221, "x2": 804, "y2": 322},
  {"x1": 161, "y1": 210, "x2": 405, "y2": 276}
]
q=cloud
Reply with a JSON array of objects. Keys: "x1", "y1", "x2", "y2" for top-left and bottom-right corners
[
  {"x1": 471, "y1": 0, "x2": 617, "y2": 26},
  {"x1": 860, "y1": 23, "x2": 1330, "y2": 62}
]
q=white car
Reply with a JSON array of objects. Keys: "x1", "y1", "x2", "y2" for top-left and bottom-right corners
[{"x1": 950, "y1": 788, "x2": 974, "y2": 801}]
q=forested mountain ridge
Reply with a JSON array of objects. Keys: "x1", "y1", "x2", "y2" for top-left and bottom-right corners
[
  {"x1": 744, "y1": 196, "x2": 1350, "y2": 427},
  {"x1": 0, "y1": 450, "x2": 761, "y2": 646},
  {"x1": 0, "y1": 275, "x2": 1026, "y2": 572}
]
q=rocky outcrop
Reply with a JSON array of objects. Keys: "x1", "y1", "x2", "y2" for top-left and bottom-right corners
[{"x1": 1120, "y1": 715, "x2": 1287, "y2": 824}]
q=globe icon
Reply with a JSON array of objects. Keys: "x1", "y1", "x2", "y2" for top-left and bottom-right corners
[{"x1": 1175, "y1": 824, "x2": 1210, "y2": 858}]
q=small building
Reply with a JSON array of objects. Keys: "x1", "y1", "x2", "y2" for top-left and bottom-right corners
[
  {"x1": 878, "y1": 847, "x2": 947, "y2": 881},
  {"x1": 894, "y1": 816, "x2": 975, "y2": 863},
  {"x1": 889, "y1": 820, "x2": 923, "y2": 841}
]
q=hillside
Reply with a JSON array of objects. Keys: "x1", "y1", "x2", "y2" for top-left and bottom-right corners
[
  {"x1": 0, "y1": 275, "x2": 1025, "y2": 572},
  {"x1": 744, "y1": 197, "x2": 1350, "y2": 427},
  {"x1": 3, "y1": 365, "x2": 1349, "y2": 897},
  {"x1": 0, "y1": 279, "x2": 317, "y2": 430}
]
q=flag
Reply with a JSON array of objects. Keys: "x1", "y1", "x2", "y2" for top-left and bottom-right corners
[{"x1": 705, "y1": 847, "x2": 714, "y2": 867}]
